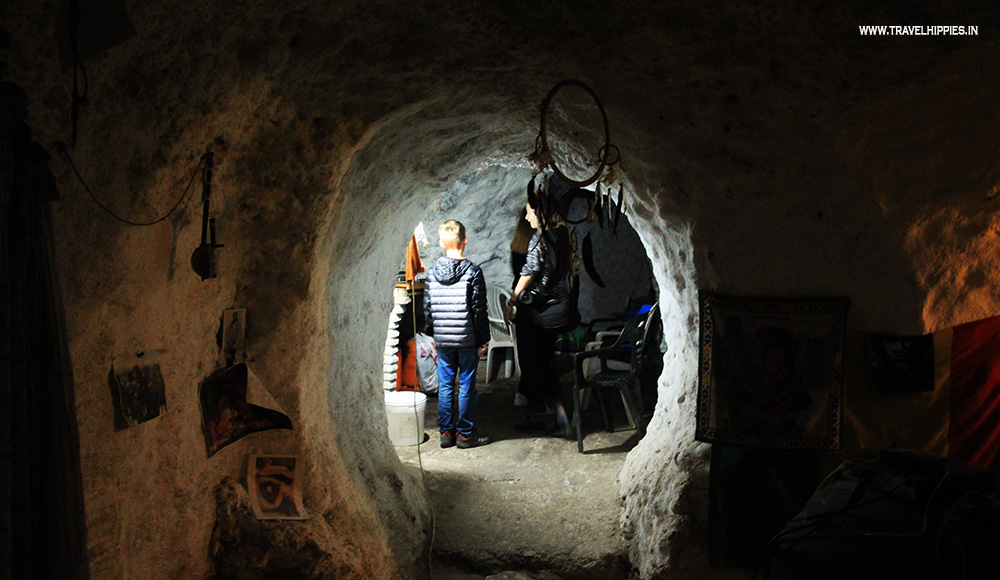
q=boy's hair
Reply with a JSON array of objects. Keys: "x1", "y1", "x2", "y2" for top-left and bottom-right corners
[{"x1": 439, "y1": 219, "x2": 466, "y2": 248}]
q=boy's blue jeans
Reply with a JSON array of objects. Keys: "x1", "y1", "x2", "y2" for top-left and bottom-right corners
[{"x1": 437, "y1": 346, "x2": 480, "y2": 436}]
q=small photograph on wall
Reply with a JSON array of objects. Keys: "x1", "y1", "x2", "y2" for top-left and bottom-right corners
[
  {"x1": 248, "y1": 454, "x2": 308, "y2": 520},
  {"x1": 696, "y1": 293, "x2": 849, "y2": 451},
  {"x1": 865, "y1": 332, "x2": 935, "y2": 395},
  {"x1": 199, "y1": 363, "x2": 292, "y2": 457},
  {"x1": 221, "y1": 308, "x2": 246, "y2": 358},
  {"x1": 108, "y1": 350, "x2": 167, "y2": 430}
]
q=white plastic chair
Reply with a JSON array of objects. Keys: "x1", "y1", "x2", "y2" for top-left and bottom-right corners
[{"x1": 485, "y1": 285, "x2": 520, "y2": 383}]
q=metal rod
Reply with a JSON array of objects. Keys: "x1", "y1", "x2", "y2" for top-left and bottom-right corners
[{"x1": 200, "y1": 151, "x2": 214, "y2": 245}]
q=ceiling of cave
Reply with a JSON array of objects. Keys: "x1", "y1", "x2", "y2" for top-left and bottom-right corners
[
  {"x1": 8, "y1": 1, "x2": 997, "y2": 184},
  {"x1": 3, "y1": 0, "x2": 1000, "y2": 331}
]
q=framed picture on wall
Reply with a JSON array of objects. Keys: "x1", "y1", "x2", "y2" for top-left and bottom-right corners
[
  {"x1": 865, "y1": 332, "x2": 935, "y2": 395},
  {"x1": 696, "y1": 293, "x2": 849, "y2": 451}
]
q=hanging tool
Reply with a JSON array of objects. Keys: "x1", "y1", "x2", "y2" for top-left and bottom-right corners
[{"x1": 191, "y1": 151, "x2": 224, "y2": 280}]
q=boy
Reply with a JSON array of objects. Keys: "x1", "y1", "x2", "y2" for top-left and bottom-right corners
[{"x1": 423, "y1": 220, "x2": 492, "y2": 448}]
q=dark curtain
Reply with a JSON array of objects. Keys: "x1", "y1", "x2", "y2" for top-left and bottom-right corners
[
  {"x1": 1, "y1": 81, "x2": 90, "y2": 579},
  {"x1": 708, "y1": 444, "x2": 821, "y2": 570}
]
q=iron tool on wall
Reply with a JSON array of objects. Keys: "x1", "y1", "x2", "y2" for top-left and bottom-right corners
[{"x1": 191, "y1": 151, "x2": 224, "y2": 280}]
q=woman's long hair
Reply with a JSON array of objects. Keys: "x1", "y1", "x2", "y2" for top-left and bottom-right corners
[
  {"x1": 524, "y1": 173, "x2": 577, "y2": 293},
  {"x1": 510, "y1": 206, "x2": 534, "y2": 255}
]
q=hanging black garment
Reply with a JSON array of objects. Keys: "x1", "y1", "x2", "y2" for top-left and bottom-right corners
[
  {"x1": 594, "y1": 183, "x2": 604, "y2": 228},
  {"x1": 611, "y1": 184, "x2": 623, "y2": 238},
  {"x1": 582, "y1": 233, "x2": 605, "y2": 288}
]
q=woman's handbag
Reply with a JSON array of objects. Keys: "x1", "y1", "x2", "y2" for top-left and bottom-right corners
[{"x1": 520, "y1": 275, "x2": 580, "y2": 333}]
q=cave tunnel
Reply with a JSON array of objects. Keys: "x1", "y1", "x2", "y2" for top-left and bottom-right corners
[{"x1": 4, "y1": 2, "x2": 1000, "y2": 580}]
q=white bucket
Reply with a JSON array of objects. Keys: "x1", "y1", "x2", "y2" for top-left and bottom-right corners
[{"x1": 384, "y1": 391, "x2": 427, "y2": 446}]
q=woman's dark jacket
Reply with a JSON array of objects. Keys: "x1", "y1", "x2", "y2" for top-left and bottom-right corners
[
  {"x1": 423, "y1": 257, "x2": 491, "y2": 349},
  {"x1": 519, "y1": 228, "x2": 571, "y2": 304}
]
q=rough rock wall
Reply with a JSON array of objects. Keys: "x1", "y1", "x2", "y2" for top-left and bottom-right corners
[
  {"x1": 4, "y1": 1, "x2": 435, "y2": 578},
  {"x1": 5, "y1": 1, "x2": 1000, "y2": 579},
  {"x1": 606, "y1": 8, "x2": 1000, "y2": 578}
]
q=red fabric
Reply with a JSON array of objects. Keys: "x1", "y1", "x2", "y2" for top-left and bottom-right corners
[
  {"x1": 948, "y1": 314, "x2": 1000, "y2": 473},
  {"x1": 396, "y1": 338, "x2": 418, "y2": 391},
  {"x1": 405, "y1": 235, "x2": 423, "y2": 282}
]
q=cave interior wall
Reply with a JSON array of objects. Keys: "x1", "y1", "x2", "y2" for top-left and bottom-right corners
[{"x1": 3, "y1": 1, "x2": 1000, "y2": 578}]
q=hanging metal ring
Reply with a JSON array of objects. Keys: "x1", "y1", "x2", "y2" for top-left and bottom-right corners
[
  {"x1": 538, "y1": 79, "x2": 611, "y2": 188},
  {"x1": 598, "y1": 143, "x2": 621, "y2": 167}
]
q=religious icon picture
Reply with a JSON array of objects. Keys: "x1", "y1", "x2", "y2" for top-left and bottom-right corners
[
  {"x1": 247, "y1": 454, "x2": 308, "y2": 520},
  {"x1": 221, "y1": 308, "x2": 247, "y2": 357},
  {"x1": 696, "y1": 293, "x2": 849, "y2": 451},
  {"x1": 198, "y1": 363, "x2": 292, "y2": 457}
]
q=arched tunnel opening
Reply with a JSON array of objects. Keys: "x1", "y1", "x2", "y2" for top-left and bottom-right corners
[
  {"x1": 318, "y1": 97, "x2": 702, "y2": 579},
  {"x1": 363, "y1": 164, "x2": 662, "y2": 578}
]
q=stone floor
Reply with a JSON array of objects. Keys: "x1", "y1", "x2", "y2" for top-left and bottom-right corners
[{"x1": 393, "y1": 354, "x2": 641, "y2": 580}]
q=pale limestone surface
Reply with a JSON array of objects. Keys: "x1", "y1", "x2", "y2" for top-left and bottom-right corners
[
  {"x1": 392, "y1": 372, "x2": 635, "y2": 580},
  {"x1": 4, "y1": 1, "x2": 1000, "y2": 579}
]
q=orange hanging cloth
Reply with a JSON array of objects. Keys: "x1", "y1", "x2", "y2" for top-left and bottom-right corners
[
  {"x1": 405, "y1": 234, "x2": 424, "y2": 283},
  {"x1": 400, "y1": 235, "x2": 424, "y2": 391}
]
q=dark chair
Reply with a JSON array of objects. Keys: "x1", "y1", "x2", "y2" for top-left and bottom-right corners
[{"x1": 571, "y1": 303, "x2": 659, "y2": 453}]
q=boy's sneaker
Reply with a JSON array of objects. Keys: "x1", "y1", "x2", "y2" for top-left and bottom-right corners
[
  {"x1": 456, "y1": 433, "x2": 492, "y2": 449},
  {"x1": 514, "y1": 393, "x2": 529, "y2": 407},
  {"x1": 440, "y1": 431, "x2": 456, "y2": 448}
]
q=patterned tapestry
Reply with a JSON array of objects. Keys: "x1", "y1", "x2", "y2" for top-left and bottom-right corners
[{"x1": 696, "y1": 293, "x2": 849, "y2": 451}]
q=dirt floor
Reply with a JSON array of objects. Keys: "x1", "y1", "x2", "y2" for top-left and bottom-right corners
[{"x1": 393, "y1": 354, "x2": 642, "y2": 580}]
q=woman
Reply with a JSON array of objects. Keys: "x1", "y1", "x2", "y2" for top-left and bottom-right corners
[
  {"x1": 505, "y1": 195, "x2": 577, "y2": 437},
  {"x1": 508, "y1": 207, "x2": 534, "y2": 408}
]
